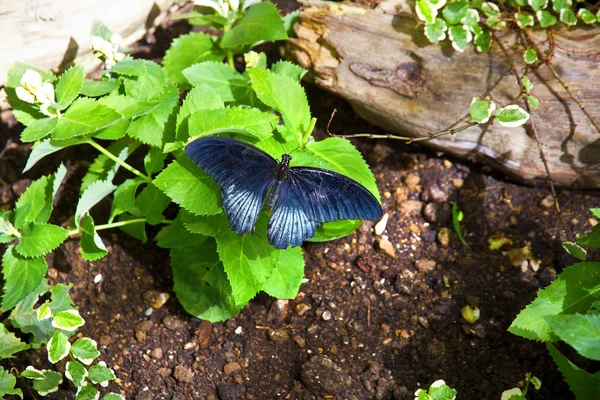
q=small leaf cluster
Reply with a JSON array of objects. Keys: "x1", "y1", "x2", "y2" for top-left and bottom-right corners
[
  {"x1": 509, "y1": 208, "x2": 600, "y2": 399},
  {"x1": 500, "y1": 373, "x2": 542, "y2": 400},
  {"x1": 416, "y1": 0, "x2": 600, "y2": 53},
  {"x1": 469, "y1": 97, "x2": 530, "y2": 126},
  {"x1": 414, "y1": 380, "x2": 457, "y2": 400}
]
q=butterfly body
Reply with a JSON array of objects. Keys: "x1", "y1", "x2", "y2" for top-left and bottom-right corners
[{"x1": 185, "y1": 137, "x2": 382, "y2": 249}]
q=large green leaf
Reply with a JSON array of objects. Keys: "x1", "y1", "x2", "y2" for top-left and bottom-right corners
[
  {"x1": 0, "y1": 324, "x2": 30, "y2": 358},
  {"x1": 55, "y1": 65, "x2": 85, "y2": 110},
  {"x1": 15, "y1": 223, "x2": 68, "y2": 258},
  {"x1": 127, "y1": 86, "x2": 179, "y2": 147},
  {"x1": 51, "y1": 98, "x2": 122, "y2": 140},
  {"x1": 261, "y1": 246, "x2": 304, "y2": 299},
  {"x1": 1, "y1": 245, "x2": 47, "y2": 311},
  {"x1": 163, "y1": 32, "x2": 224, "y2": 86},
  {"x1": 188, "y1": 107, "x2": 278, "y2": 141},
  {"x1": 0, "y1": 367, "x2": 23, "y2": 398},
  {"x1": 545, "y1": 313, "x2": 600, "y2": 360},
  {"x1": 175, "y1": 84, "x2": 224, "y2": 143},
  {"x1": 548, "y1": 343, "x2": 600, "y2": 400},
  {"x1": 183, "y1": 62, "x2": 255, "y2": 104},
  {"x1": 220, "y1": 2, "x2": 287, "y2": 48}
]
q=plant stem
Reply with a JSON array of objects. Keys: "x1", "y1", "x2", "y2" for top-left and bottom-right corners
[
  {"x1": 86, "y1": 139, "x2": 152, "y2": 183},
  {"x1": 67, "y1": 218, "x2": 173, "y2": 236},
  {"x1": 226, "y1": 52, "x2": 235, "y2": 68}
]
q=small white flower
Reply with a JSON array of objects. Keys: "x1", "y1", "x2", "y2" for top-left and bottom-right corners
[
  {"x1": 91, "y1": 34, "x2": 126, "y2": 70},
  {"x1": 15, "y1": 85, "x2": 36, "y2": 103},
  {"x1": 35, "y1": 82, "x2": 55, "y2": 105},
  {"x1": 20, "y1": 69, "x2": 43, "y2": 93},
  {"x1": 244, "y1": 51, "x2": 260, "y2": 68},
  {"x1": 227, "y1": 0, "x2": 240, "y2": 12},
  {"x1": 90, "y1": 36, "x2": 106, "y2": 52},
  {"x1": 194, "y1": 0, "x2": 230, "y2": 17}
]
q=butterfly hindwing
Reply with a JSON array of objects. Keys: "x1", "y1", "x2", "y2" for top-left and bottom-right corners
[{"x1": 185, "y1": 137, "x2": 278, "y2": 235}]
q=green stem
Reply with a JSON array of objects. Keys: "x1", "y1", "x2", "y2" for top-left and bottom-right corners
[
  {"x1": 226, "y1": 51, "x2": 235, "y2": 68},
  {"x1": 86, "y1": 139, "x2": 152, "y2": 183},
  {"x1": 67, "y1": 218, "x2": 173, "y2": 236}
]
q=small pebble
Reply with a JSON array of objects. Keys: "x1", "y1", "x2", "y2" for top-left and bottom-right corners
[
  {"x1": 173, "y1": 365, "x2": 194, "y2": 383},
  {"x1": 415, "y1": 259, "x2": 436, "y2": 273},
  {"x1": 322, "y1": 310, "x2": 332, "y2": 321},
  {"x1": 268, "y1": 328, "x2": 290, "y2": 344},
  {"x1": 399, "y1": 200, "x2": 423, "y2": 216},
  {"x1": 443, "y1": 160, "x2": 452, "y2": 168},
  {"x1": 373, "y1": 213, "x2": 389, "y2": 236},
  {"x1": 223, "y1": 362, "x2": 242, "y2": 374},
  {"x1": 234, "y1": 326, "x2": 243, "y2": 335},
  {"x1": 375, "y1": 237, "x2": 396, "y2": 258},
  {"x1": 93, "y1": 274, "x2": 102, "y2": 283},
  {"x1": 452, "y1": 178, "x2": 463, "y2": 188},
  {"x1": 405, "y1": 174, "x2": 421, "y2": 193},
  {"x1": 150, "y1": 348, "x2": 163, "y2": 360},
  {"x1": 296, "y1": 303, "x2": 311, "y2": 316},
  {"x1": 437, "y1": 228, "x2": 450, "y2": 247},
  {"x1": 163, "y1": 315, "x2": 184, "y2": 330},
  {"x1": 196, "y1": 321, "x2": 212, "y2": 349},
  {"x1": 539, "y1": 194, "x2": 554, "y2": 209}
]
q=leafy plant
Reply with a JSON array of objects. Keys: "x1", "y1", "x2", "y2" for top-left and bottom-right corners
[
  {"x1": 414, "y1": 380, "x2": 457, "y2": 400},
  {"x1": 509, "y1": 208, "x2": 600, "y2": 399}
]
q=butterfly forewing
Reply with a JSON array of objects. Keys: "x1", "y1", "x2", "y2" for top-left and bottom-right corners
[{"x1": 185, "y1": 137, "x2": 278, "y2": 235}]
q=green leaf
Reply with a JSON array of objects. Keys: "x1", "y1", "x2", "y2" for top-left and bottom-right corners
[
  {"x1": 122, "y1": 60, "x2": 166, "y2": 102},
  {"x1": 51, "y1": 97, "x2": 122, "y2": 140},
  {"x1": 135, "y1": 183, "x2": 170, "y2": 225},
  {"x1": 248, "y1": 68, "x2": 311, "y2": 142},
  {"x1": 155, "y1": 212, "x2": 207, "y2": 249},
  {"x1": 153, "y1": 159, "x2": 221, "y2": 216},
  {"x1": 24, "y1": 138, "x2": 85, "y2": 173},
  {"x1": 443, "y1": 1, "x2": 469, "y2": 24},
  {"x1": 308, "y1": 220, "x2": 362, "y2": 242},
  {"x1": 0, "y1": 324, "x2": 30, "y2": 358},
  {"x1": 183, "y1": 61, "x2": 253, "y2": 104},
  {"x1": 88, "y1": 362, "x2": 116, "y2": 387},
  {"x1": 75, "y1": 179, "x2": 117, "y2": 227},
  {"x1": 448, "y1": 25, "x2": 473, "y2": 53},
  {"x1": 76, "y1": 383, "x2": 99, "y2": 400},
  {"x1": 16, "y1": 223, "x2": 68, "y2": 258},
  {"x1": 1, "y1": 245, "x2": 47, "y2": 311},
  {"x1": 0, "y1": 367, "x2": 23, "y2": 398},
  {"x1": 461, "y1": 8, "x2": 480, "y2": 27},
  {"x1": 37, "y1": 300, "x2": 52, "y2": 320},
  {"x1": 495, "y1": 105, "x2": 530, "y2": 127},
  {"x1": 117, "y1": 213, "x2": 147, "y2": 242},
  {"x1": 47, "y1": 330, "x2": 71, "y2": 363},
  {"x1": 562, "y1": 241, "x2": 587, "y2": 261},
  {"x1": 144, "y1": 146, "x2": 167, "y2": 176},
  {"x1": 65, "y1": 361, "x2": 88, "y2": 387},
  {"x1": 14, "y1": 164, "x2": 65, "y2": 228},
  {"x1": 80, "y1": 78, "x2": 120, "y2": 97},
  {"x1": 52, "y1": 309, "x2": 85, "y2": 331},
  {"x1": 545, "y1": 314, "x2": 600, "y2": 360},
  {"x1": 474, "y1": 30, "x2": 491, "y2": 52},
  {"x1": 452, "y1": 202, "x2": 466, "y2": 245},
  {"x1": 109, "y1": 178, "x2": 145, "y2": 222},
  {"x1": 528, "y1": 0, "x2": 547, "y2": 11},
  {"x1": 32, "y1": 370, "x2": 62, "y2": 396},
  {"x1": 469, "y1": 97, "x2": 496, "y2": 124},
  {"x1": 56, "y1": 66, "x2": 85, "y2": 109},
  {"x1": 262, "y1": 246, "x2": 304, "y2": 299},
  {"x1": 71, "y1": 337, "x2": 100, "y2": 365},
  {"x1": 577, "y1": 224, "x2": 600, "y2": 248},
  {"x1": 516, "y1": 12, "x2": 535, "y2": 27},
  {"x1": 21, "y1": 117, "x2": 58, "y2": 142},
  {"x1": 424, "y1": 18, "x2": 448, "y2": 43},
  {"x1": 9, "y1": 283, "x2": 75, "y2": 345},
  {"x1": 416, "y1": 0, "x2": 438, "y2": 23},
  {"x1": 110, "y1": 57, "x2": 147, "y2": 76},
  {"x1": 181, "y1": 211, "x2": 224, "y2": 237},
  {"x1": 577, "y1": 8, "x2": 597, "y2": 24},
  {"x1": 91, "y1": 20, "x2": 113, "y2": 40},
  {"x1": 522, "y1": 76, "x2": 533, "y2": 93},
  {"x1": 553, "y1": 0, "x2": 572, "y2": 12},
  {"x1": 188, "y1": 107, "x2": 278, "y2": 141},
  {"x1": 547, "y1": 343, "x2": 600, "y2": 399},
  {"x1": 536, "y1": 10, "x2": 558, "y2": 27},
  {"x1": 527, "y1": 95, "x2": 539, "y2": 109},
  {"x1": 524, "y1": 48, "x2": 539, "y2": 64},
  {"x1": 509, "y1": 262, "x2": 600, "y2": 341},
  {"x1": 128, "y1": 86, "x2": 179, "y2": 147},
  {"x1": 163, "y1": 32, "x2": 224, "y2": 86},
  {"x1": 221, "y1": 2, "x2": 287, "y2": 48},
  {"x1": 481, "y1": 2, "x2": 500, "y2": 16},
  {"x1": 81, "y1": 139, "x2": 139, "y2": 193},
  {"x1": 102, "y1": 394, "x2": 125, "y2": 400},
  {"x1": 560, "y1": 8, "x2": 577, "y2": 25},
  {"x1": 171, "y1": 240, "x2": 242, "y2": 322},
  {"x1": 175, "y1": 84, "x2": 224, "y2": 143},
  {"x1": 271, "y1": 61, "x2": 307, "y2": 81},
  {"x1": 21, "y1": 366, "x2": 46, "y2": 380}
]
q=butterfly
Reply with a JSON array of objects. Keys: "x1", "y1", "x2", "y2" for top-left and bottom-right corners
[{"x1": 185, "y1": 136, "x2": 383, "y2": 249}]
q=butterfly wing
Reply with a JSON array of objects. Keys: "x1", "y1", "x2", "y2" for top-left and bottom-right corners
[
  {"x1": 185, "y1": 137, "x2": 278, "y2": 235},
  {"x1": 268, "y1": 167, "x2": 382, "y2": 249}
]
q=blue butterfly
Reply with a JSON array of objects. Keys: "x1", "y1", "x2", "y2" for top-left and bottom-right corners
[{"x1": 185, "y1": 136, "x2": 383, "y2": 249}]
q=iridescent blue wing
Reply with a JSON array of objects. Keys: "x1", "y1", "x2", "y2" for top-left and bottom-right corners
[
  {"x1": 268, "y1": 167, "x2": 382, "y2": 249},
  {"x1": 185, "y1": 137, "x2": 278, "y2": 235}
]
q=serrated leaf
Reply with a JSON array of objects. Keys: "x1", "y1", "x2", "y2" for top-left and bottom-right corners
[
  {"x1": 56, "y1": 66, "x2": 85, "y2": 109},
  {"x1": 88, "y1": 362, "x2": 115, "y2": 387},
  {"x1": 128, "y1": 86, "x2": 179, "y2": 147},
  {"x1": 563, "y1": 241, "x2": 587, "y2": 260},
  {"x1": 122, "y1": 60, "x2": 166, "y2": 102},
  {"x1": 14, "y1": 166, "x2": 65, "y2": 229},
  {"x1": 271, "y1": 61, "x2": 307, "y2": 81},
  {"x1": 155, "y1": 212, "x2": 207, "y2": 249},
  {"x1": 448, "y1": 25, "x2": 473, "y2": 53},
  {"x1": 424, "y1": 18, "x2": 448, "y2": 43},
  {"x1": 52, "y1": 309, "x2": 85, "y2": 331},
  {"x1": 546, "y1": 314, "x2": 600, "y2": 360},
  {"x1": 171, "y1": 239, "x2": 242, "y2": 322},
  {"x1": 183, "y1": 61, "x2": 253, "y2": 104},
  {"x1": 0, "y1": 367, "x2": 23, "y2": 398},
  {"x1": 262, "y1": 246, "x2": 304, "y2": 299},
  {"x1": 308, "y1": 220, "x2": 362, "y2": 242},
  {"x1": 21, "y1": 117, "x2": 59, "y2": 142},
  {"x1": 32, "y1": 370, "x2": 62, "y2": 396},
  {"x1": 76, "y1": 383, "x2": 99, "y2": 400},
  {"x1": 79, "y1": 216, "x2": 108, "y2": 261},
  {"x1": 175, "y1": 84, "x2": 224, "y2": 143},
  {"x1": 144, "y1": 146, "x2": 167, "y2": 176},
  {"x1": 1, "y1": 245, "x2": 47, "y2": 311},
  {"x1": 153, "y1": 159, "x2": 221, "y2": 216},
  {"x1": 135, "y1": 183, "x2": 170, "y2": 225},
  {"x1": 163, "y1": 32, "x2": 224, "y2": 86},
  {"x1": 81, "y1": 139, "x2": 139, "y2": 193},
  {"x1": 37, "y1": 300, "x2": 52, "y2": 320},
  {"x1": 9, "y1": 283, "x2": 75, "y2": 345},
  {"x1": 110, "y1": 57, "x2": 147, "y2": 76},
  {"x1": 181, "y1": 211, "x2": 224, "y2": 237},
  {"x1": 527, "y1": 95, "x2": 539, "y2": 109},
  {"x1": 102, "y1": 394, "x2": 125, "y2": 400},
  {"x1": 0, "y1": 324, "x2": 30, "y2": 358},
  {"x1": 75, "y1": 179, "x2": 117, "y2": 227},
  {"x1": 509, "y1": 262, "x2": 600, "y2": 341},
  {"x1": 577, "y1": 223, "x2": 600, "y2": 249},
  {"x1": 24, "y1": 137, "x2": 85, "y2": 173},
  {"x1": 461, "y1": 8, "x2": 480, "y2": 27},
  {"x1": 221, "y1": 2, "x2": 287, "y2": 48},
  {"x1": 109, "y1": 178, "x2": 145, "y2": 222},
  {"x1": 470, "y1": 97, "x2": 496, "y2": 124},
  {"x1": 80, "y1": 78, "x2": 120, "y2": 97},
  {"x1": 71, "y1": 337, "x2": 100, "y2": 365},
  {"x1": 536, "y1": 10, "x2": 558, "y2": 27},
  {"x1": 51, "y1": 97, "x2": 122, "y2": 140},
  {"x1": 65, "y1": 361, "x2": 88, "y2": 387},
  {"x1": 443, "y1": 1, "x2": 469, "y2": 24},
  {"x1": 188, "y1": 107, "x2": 278, "y2": 141},
  {"x1": 547, "y1": 343, "x2": 600, "y2": 399},
  {"x1": 15, "y1": 223, "x2": 68, "y2": 258},
  {"x1": 47, "y1": 330, "x2": 71, "y2": 363},
  {"x1": 495, "y1": 105, "x2": 530, "y2": 127},
  {"x1": 416, "y1": 0, "x2": 437, "y2": 23},
  {"x1": 247, "y1": 68, "x2": 311, "y2": 142}
]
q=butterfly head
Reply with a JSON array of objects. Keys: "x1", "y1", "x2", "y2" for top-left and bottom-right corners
[{"x1": 281, "y1": 154, "x2": 292, "y2": 167}]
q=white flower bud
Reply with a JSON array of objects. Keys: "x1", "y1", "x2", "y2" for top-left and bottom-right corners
[
  {"x1": 20, "y1": 69, "x2": 43, "y2": 93},
  {"x1": 244, "y1": 51, "x2": 261, "y2": 68},
  {"x1": 15, "y1": 86, "x2": 36, "y2": 104},
  {"x1": 228, "y1": 0, "x2": 240, "y2": 12},
  {"x1": 90, "y1": 36, "x2": 106, "y2": 52}
]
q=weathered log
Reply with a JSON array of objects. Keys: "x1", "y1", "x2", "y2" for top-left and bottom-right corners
[{"x1": 289, "y1": 1, "x2": 600, "y2": 188}]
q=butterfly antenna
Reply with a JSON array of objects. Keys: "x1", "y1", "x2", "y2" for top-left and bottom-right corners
[{"x1": 326, "y1": 109, "x2": 338, "y2": 137}]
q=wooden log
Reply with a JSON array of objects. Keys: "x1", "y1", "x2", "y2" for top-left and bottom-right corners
[{"x1": 289, "y1": 1, "x2": 600, "y2": 188}]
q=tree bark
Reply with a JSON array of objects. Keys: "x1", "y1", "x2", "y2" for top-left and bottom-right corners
[{"x1": 289, "y1": 0, "x2": 600, "y2": 188}]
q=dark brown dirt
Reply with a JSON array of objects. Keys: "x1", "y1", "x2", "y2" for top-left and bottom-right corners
[{"x1": 2, "y1": 3, "x2": 598, "y2": 400}]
